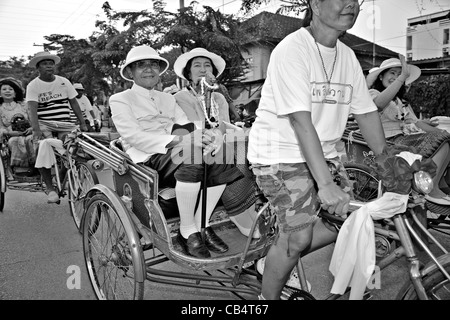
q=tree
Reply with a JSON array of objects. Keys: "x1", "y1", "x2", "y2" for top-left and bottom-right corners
[
  {"x1": 163, "y1": 4, "x2": 249, "y2": 84},
  {"x1": 1, "y1": 1, "x2": 259, "y2": 98},
  {"x1": 407, "y1": 74, "x2": 450, "y2": 118},
  {"x1": 0, "y1": 57, "x2": 37, "y2": 90},
  {"x1": 88, "y1": 1, "x2": 177, "y2": 92},
  {"x1": 240, "y1": 0, "x2": 309, "y2": 15},
  {"x1": 92, "y1": 1, "x2": 250, "y2": 87}
]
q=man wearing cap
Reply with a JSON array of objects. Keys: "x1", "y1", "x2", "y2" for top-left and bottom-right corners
[
  {"x1": 109, "y1": 45, "x2": 243, "y2": 258},
  {"x1": 74, "y1": 83, "x2": 99, "y2": 132},
  {"x1": 26, "y1": 51, "x2": 88, "y2": 203}
]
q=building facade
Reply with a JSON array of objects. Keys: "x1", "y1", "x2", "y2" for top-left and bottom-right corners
[{"x1": 230, "y1": 12, "x2": 398, "y2": 106}]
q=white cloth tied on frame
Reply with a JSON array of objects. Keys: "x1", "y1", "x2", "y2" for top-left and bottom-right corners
[
  {"x1": 329, "y1": 151, "x2": 422, "y2": 299},
  {"x1": 329, "y1": 192, "x2": 409, "y2": 299}
]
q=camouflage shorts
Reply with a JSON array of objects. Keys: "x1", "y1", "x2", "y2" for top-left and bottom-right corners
[{"x1": 252, "y1": 158, "x2": 353, "y2": 234}]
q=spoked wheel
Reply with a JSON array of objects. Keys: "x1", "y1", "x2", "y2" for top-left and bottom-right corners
[
  {"x1": 281, "y1": 286, "x2": 315, "y2": 300},
  {"x1": 82, "y1": 193, "x2": 145, "y2": 300},
  {"x1": 0, "y1": 158, "x2": 6, "y2": 212},
  {"x1": 426, "y1": 203, "x2": 450, "y2": 233},
  {"x1": 68, "y1": 162, "x2": 98, "y2": 231},
  {"x1": 398, "y1": 263, "x2": 450, "y2": 300},
  {"x1": 344, "y1": 163, "x2": 379, "y2": 202}
]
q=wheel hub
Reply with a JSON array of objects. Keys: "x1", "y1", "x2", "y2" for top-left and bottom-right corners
[{"x1": 98, "y1": 254, "x2": 109, "y2": 267}]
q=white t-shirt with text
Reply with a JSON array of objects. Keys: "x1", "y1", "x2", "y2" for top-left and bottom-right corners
[
  {"x1": 248, "y1": 28, "x2": 377, "y2": 164},
  {"x1": 26, "y1": 75, "x2": 77, "y2": 122}
]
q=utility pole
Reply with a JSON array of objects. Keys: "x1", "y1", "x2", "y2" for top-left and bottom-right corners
[
  {"x1": 364, "y1": 0, "x2": 377, "y2": 67},
  {"x1": 372, "y1": 0, "x2": 376, "y2": 67},
  {"x1": 178, "y1": 0, "x2": 186, "y2": 89}
]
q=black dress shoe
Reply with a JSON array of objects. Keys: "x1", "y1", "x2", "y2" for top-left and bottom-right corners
[
  {"x1": 203, "y1": 226, "x2": 229, "y2": 253},
  {"x1": 177, "y1": 231, "x2": 211, "y2": 258}
]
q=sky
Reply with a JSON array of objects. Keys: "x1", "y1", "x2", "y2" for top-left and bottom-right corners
[{"x1": 1, "y1": 0, "x2": 449, "y2": 62}]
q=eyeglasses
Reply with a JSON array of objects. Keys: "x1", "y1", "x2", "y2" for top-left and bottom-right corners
[{"x1": 134, "y1": 60, "x2": 161, "y2": 70}]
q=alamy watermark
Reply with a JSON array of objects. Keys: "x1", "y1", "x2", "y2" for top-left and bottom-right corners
[
  {"x1": 366, "y1": 265, "x2": 381, "y2": 290},
  {"x1": 66, "y1": 265, "x2": 81, "y2": 290}
]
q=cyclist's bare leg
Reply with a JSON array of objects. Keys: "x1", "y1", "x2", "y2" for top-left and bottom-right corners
[
  {"x1": 261, "y1": 219, "x2": 338, "y2": 300},
  {"x1": 301, "y1": 218, "x2": 338, "y2": 257},
  {"x1": 39, "y1": 168, "x2": 55, "y2": 193},
  {"x1": 261, "y1": 225, "x2": 312, "y2": 300}
]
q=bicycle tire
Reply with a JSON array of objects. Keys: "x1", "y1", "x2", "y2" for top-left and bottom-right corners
[
  {"x1": 0, "y1": 159, "x2": 5, "y2": 212},
  {"x1": 397, "y1": 262, "x2": 450, "y2": 300},
  {"x1": 82, "y1": 192, "x2": 145, "y2": 300},
  {"x1": 68, "y1": 162, "x2": 98, "y2": 232}
]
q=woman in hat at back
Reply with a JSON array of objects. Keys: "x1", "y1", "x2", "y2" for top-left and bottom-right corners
[
  {"x1": 173, "y1": 48, "x2": 261, "y2": 238},
  {"x1": 0, "y1": 77, "x2": 36, "y2": 173},
  {"x1": 367, "y1": 54, "x2": 450, "y2": 205}
]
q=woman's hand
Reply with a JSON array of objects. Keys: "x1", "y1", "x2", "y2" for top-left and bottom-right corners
[
  {"x1": 398, "y1": 54, "x2": 410, "y2": 83},
  {"x1": 32, "y1": 128, "x2": 43, "y2": 146},
  {"x1": 79, "y1": 122, "x2": 88, "y2": 132},
  {"x1": 202, "y1": 128, "x2": 223, "y2": 156},
  {"x1": 23, "y1": 127, "x2": 33, "y2": 136}
]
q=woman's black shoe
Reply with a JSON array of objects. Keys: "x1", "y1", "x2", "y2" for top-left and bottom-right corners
[
  {"x1": 177, "y1": 231, "x2": 211, "y2": 258},
  {"x1": 204, "y1": 227, "x2": 229, "y2": 253}
]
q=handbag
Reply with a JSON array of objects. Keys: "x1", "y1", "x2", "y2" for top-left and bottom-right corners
[{"x1": 11, "y1": 114, "x2": 31, "y2": 132}]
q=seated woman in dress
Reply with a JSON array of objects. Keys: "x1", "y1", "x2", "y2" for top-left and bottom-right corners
[
  {"x1": 367, "y1": 54, "x2": 450, "y2": 205},
  {"x1": 0, "y1": 77, "x2": 36, "y2": 174},
  {"x1": 109, "y1": 45, "x2": 244, "y2": 259},
  {"x1": 173, "y1": 48, "x2": 261, "y2": 238}
]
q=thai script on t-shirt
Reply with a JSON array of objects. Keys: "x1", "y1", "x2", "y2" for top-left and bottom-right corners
[{"x1": 311, "y1": 82, "x2": 353, "y2": 105}]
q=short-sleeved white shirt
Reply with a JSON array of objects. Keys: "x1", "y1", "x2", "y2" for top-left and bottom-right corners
[
  {"x1": 109, "y1": 84, "x2": 190, "y2": 163},
  {"x1": 248, "y1": 28, "x2": 377, "y2": 164},
  {"x1": 76, "y1": 94, "x2": 94, "y2": 122},
  {"x1": 26, "y1": 75, "x2": 77, "y2": 122}
]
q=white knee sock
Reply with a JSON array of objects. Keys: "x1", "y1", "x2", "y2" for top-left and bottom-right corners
[
  {"x1": 195, "y1": 184, "x2": 226, "y2": 230},
  {"x1": 175, "y1": 181, "x2": 201, "y2": 239}
]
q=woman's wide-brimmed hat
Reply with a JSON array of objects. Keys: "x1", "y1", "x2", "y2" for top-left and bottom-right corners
[
  {"x1": 120, "y1": 45, "x2": 169, "y2": 81},
  {"x1": 174, "y1": 48, "x2": 226, "y2": 80},
  {"x1": 28, "y1": 51, "x2": 61, "y2": 68},
  {"x1": 366, "y1": 58, "x2": 421, "y2": 88},
  {"x1": 0, "y1": 77, "x2": 24, "y2": 94}
]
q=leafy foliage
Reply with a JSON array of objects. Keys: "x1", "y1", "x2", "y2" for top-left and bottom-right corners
[
  {"x1": 163, "y1": 5, "x2": 248, "y2": 83},
  {"x1": 240, "y1": 0, "x2": 309, "y2": 15},
  {"x1": 1, "y1": 0, "x2": 302, "y2": 99},
  {"x1": 406, "y1": 74, "x2": 450, "y2": 118}
]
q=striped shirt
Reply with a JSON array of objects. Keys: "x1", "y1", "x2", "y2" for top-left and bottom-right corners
[{"x1": 26, "y1": 75, "x2": 77, "y2": 122}]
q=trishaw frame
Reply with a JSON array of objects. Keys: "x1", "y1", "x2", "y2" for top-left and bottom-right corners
[{"x1": 72, "y1": 131, "x2": 283, "y2": 300}]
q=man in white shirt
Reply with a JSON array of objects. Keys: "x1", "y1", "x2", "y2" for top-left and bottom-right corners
[
  {"x1": 26, "y1": 51, "x2": 88, "y2": 203},
  {"x1": 74, "y1": 83, "x2": 100, "y2": 132}
]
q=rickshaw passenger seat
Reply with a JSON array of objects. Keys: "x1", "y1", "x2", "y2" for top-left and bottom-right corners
[{"x1": 110, "y1": 138, "x2": 177, "y2": 202}]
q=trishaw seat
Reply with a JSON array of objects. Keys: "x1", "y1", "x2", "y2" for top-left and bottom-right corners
[{"x1": 110, "y1": 138, "x2": 177, "y2": 202}]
